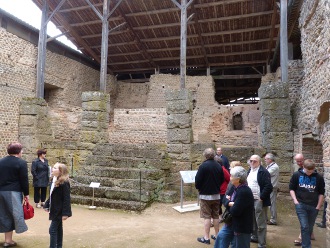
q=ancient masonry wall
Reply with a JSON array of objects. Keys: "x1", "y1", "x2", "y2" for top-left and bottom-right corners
[
  {"x1": 0, "y1": 27, "x2": 99, "y2": 157},
  {"x1": 146, "y1": 74, "x2": 260, "y2": 147},
  {"x1": 108, "y1": 108, "x2": 167, "y2": 144},
  {"x1": 298, "y1": 0, "x2": 330, "y2": 239}
]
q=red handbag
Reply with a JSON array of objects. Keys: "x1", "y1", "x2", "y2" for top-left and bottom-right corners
[{"x1": 23, "y1": 199, "x2": 34, "y2": 220}]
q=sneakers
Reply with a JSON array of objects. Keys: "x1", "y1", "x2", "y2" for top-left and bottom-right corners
[
  {"x1": 250, "y1": 235, "x2": 258, "y2": 243},
  {"x1": 36, "y1": 203, "x2": 41, "y2": 208},
  {"x1": 197, "y1": 237, "x2": 210, "y2": 244},
  {"x1": 267, "y1": 220, "x2": 277, "y2": 225}
]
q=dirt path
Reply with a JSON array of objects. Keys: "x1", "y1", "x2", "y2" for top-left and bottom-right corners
[{"x1": 3, "y1": 200, "x2": 326, "y2": 248}]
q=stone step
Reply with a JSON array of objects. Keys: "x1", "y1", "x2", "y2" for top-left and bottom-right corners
[
  {"x1": 71, "y1": 184, "x2": 158, "y2": 203},
  {"x1": 73, "y1": 175, "x2": 164, "y2": 190},
  {"x1": 80, "y1": 166, "x2": 165, "y2": 180},
  {"x1": 85, "y1": 156, "x2": 167, "y2": 170},
  {"x1": 71, "y1": 195, "x2": 147, "y2": 211}
]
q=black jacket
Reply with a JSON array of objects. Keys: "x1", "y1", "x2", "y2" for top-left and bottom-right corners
[
  {"x1": 223, "y1": 184, "x2": 254, "y2": 234},
  {"x1": 0, "y1": 155, "x2": 29, "y2": 196},
  {"x1": 247, "y1": 165, "x2": 273, "y2": 207},
  {"x1": 195, "y1": 159, "x2": 224, "y2": 195},
  {"x1": 44, "y1": 181, "x2": 72, "y2": 221},
  {"x1": 31, "y1": 158, "x2": 50, "y2": 187}
]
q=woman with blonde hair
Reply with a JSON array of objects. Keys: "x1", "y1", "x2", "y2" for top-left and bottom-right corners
[{"x1": 44, "y1": 163, "x2": 72, "y2": 248}]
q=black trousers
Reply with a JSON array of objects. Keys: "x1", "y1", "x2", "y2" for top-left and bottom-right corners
[{"x1": 34, "y1": 187, "x2": 47, "y2": 203}]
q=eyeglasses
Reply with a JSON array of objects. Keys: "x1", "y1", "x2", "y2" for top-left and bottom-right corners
[{"x1": 249, "y1": 160, "x2": 258, "y2": 163}]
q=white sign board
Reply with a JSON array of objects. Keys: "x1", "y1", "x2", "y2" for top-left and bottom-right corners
[
  {"x1": 180, "y1": 170, "x2": 197, "y2": 184},
  {"x1": 89, "y1": 182, "x2": 100, "y2": 188}
]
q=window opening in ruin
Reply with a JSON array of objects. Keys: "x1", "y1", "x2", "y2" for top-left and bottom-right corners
[
  {"x1": 44, "y1": 83, "x2": 62, "y2": 107},
  {"x1": 233, "y1": 113, "x2": 243, "y2": 130}
]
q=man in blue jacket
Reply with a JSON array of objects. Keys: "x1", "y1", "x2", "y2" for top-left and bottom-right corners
[
  {"x1": 247, "y1": 154, "x2": 273, "y2": 248},
  {"x1": 195, "y1": 148, "x2": 224, "y2": 244}
]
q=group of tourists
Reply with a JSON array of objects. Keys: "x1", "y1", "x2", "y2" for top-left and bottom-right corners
[
  {"x1": 0, "y1": 142, "x2": 71, "y2": 248},
  {"x1": 195, "y1": 147, "x2": 325, "y2": 248}
]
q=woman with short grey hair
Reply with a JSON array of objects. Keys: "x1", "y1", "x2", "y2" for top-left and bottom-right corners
[{"x1": 215, "y1": 166, "x2": 254, "y2": 248}]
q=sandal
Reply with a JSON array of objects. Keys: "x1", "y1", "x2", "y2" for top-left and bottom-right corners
[
  {"x1": 294, "y1": 239, "x2": 302, "y2": 246},
  {"x1": 3, "y1": 241, "x2": 17, "y2": 247}
]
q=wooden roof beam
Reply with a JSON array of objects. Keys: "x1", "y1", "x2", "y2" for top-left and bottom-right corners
[
  {"x1": 139, "y1": 25, "x2": 279, "y2": 42},
  {"x1": 116, "y1": 8, "x2": 157, "y2": 68},
  {"x1": 213, "y1": 75, "x2": 262, "y2": 80},
  {"x1": 191, "y1": 2, "x2": 209, "y2": 67},
  {"x1": 215, "y1": 86, "x2": 260, "y2": 90}
]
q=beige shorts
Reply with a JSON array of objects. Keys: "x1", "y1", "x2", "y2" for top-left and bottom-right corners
[{"x1": 200, "y1": 199, "x2": 220, "y2": 219}]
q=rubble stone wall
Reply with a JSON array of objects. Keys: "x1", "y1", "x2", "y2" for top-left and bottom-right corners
[
  {"x1": 0, "y1": 27, "x2": 99, "y2": 157},
  {"x1": 147, "y1": 74, "x2": 260, "y2": 146},
  {"x1": 298, "y1": 0, "x2": 330, "y2": 239}
]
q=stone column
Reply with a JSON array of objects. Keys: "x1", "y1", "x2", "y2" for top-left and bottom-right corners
[
  {"x1": 19, "y1": 98, "x2": 53, "y2": 164},
  {"x1": 79, "y1": 91, "x2": 110, "y2": 166},
  {"x1": 259, "y1": 82, "x2": 293, "y2": 193},
  {"x1": 165, "y1": 89, "x2": 192, "y2": 193}
]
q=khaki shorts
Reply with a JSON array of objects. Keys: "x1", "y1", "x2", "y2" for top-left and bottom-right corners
[{"x1": 200, "y1": 199, "x2": 220, "y2": 219}]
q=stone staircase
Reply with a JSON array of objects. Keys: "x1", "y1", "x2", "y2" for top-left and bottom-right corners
[{"x1": 71, "y1": 143, "x2": 168, "y2": 211}]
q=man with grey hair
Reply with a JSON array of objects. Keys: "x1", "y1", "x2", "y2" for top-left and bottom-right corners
[
  {"x1": 195, "y1": 148, "x2": 224, "y2": 244},
  {"x1": 247, "y1": 155, "x2": 273, "y2": 248},
  {"x1": 264, "y1": 153, "x2": 279, "y2": 225}
]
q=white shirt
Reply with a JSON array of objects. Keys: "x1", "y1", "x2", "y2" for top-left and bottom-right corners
[{"x1": 247, "y1": 166, "x2": 260, "y2": 200}]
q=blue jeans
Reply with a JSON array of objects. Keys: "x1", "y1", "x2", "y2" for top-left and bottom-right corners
[
  {"x1": 233, "y1": 232, "x2": 250, "y2": 248},
  {"x1": 214, "y1": 224, "x2": 250, "y2": 248},
  {"x1": 214, "y1": 224, "x2": 234, "y2": 248},
  {"x1": 49, "y1": 219, "x2": 63, "y2": 248},
  {"x1": 295, "y1": 203, "x2": 319, "y2": 248}
]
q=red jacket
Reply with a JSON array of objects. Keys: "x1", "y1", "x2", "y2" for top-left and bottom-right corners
[{"x1": 220, "y1": 166, "x2": 230, "y2": 195}]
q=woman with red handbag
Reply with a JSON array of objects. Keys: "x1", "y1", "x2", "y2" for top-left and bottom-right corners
[{"x1": 0, "y1": 142, "x2": 29, "y2": 247}]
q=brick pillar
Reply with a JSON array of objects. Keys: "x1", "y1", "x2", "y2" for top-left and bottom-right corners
[
  {"x1": 19, "y1": 98, "x2": 53, "y2": 164},
  {"x1": 259, "y1": 82, "x2": 293, "y2": 193},
  {"x1": 79, "y1": 91, "x2": 110, "y2": 165},
  {"x1": 165, "y1": 89, "x2": 192, "y2": 193}
]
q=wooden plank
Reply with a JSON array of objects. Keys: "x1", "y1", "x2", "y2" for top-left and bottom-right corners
[
  {"x1": 213, "y1": 75, "x2": 262, "y2": 80},
  {"x1": 139, "y1": 25, "x2": 279, "y2": 42}
]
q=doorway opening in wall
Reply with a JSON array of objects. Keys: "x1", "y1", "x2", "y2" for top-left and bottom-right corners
[
  {"x1": 232, "y1": 113, "x2": 243, "y2": 130},
  {"x1": 44, "y1": 83, "x2": 63, "y2": 107},
  {"x1": 302, "y1": 138, "x2": 323, "y2": 174}
]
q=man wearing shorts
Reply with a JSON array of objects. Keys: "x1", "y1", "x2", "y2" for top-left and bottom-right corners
[{"x1": 195, "y1": 148, "x2": 224, "y2": 244}]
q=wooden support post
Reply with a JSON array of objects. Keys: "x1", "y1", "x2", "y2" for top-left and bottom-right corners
[
  {"x1": 280, "y1": 0, "x2": 288, "y2": 82},
  {"x1": 180, "y1": 0, "x2": 187, "y2": 89},
  {"x1": 100, "y1": 0, "x2": 110, "y2": 92},
  {"x1": 36, "y1": 0, "x2": 48, "y2": 98},
  {"x1": 207, "y1": 67, "x2": 210, "y2": 76}
]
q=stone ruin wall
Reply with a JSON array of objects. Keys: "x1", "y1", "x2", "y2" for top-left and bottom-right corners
[
  {"x1": 146, "y1": 74, "x2": 260, "y2": 147},
  {"x1": 298, "y1": 0, "x2": 330, "y2": 239},
  {"x1": 0, "y1": 26, "x2": 100, "y2": 158}
]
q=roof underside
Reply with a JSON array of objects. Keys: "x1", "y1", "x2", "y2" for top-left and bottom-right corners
[{"x1": 31, "y1": 0, "x2": 302, "y2": 104}]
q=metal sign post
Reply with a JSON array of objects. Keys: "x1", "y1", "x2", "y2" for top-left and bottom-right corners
[
  {"x1": 173, "y1": 170, "x2": 200, "y2": 213},
  {"x1": 89, "y1": 182, "x2": 100, "y2": 210}
]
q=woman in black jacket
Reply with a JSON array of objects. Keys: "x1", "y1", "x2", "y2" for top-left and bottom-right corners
[
  {"x1": 31, "y1": 149, "x2": 49, "y2": 208},
  {"x1": 214, "y1": 166, "x2": 254, "y2": 248},
  {"x1": 44, "y1": 163, "x2": 72, "y2": 248}
]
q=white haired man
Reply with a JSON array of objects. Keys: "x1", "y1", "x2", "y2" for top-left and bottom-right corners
[
  {"x1": 264, "y1": 153, "x2": 279, "y2": 225},
  {"x1": 247, "y1": 155, "x2": 273, "y2": 248}
]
